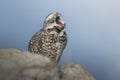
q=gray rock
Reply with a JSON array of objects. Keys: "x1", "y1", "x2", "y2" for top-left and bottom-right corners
[
  {"x1": 0, "y1": 49, "x2": 95, "y2": 80},
  {"x1": 61, "y1": 63, "x2": 95, "y2": 80},
  {"x1": 0, "y1": 49, "x2": 61, "y2": 80}
]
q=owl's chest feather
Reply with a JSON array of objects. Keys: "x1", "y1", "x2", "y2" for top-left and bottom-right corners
[{"x1": 42, "y1": 34, "x2": 63, "y2": 48}]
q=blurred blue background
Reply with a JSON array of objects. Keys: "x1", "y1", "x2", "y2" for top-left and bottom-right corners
[{"x1": 0, "y1": 0, "x2": 120, "y2": 80}]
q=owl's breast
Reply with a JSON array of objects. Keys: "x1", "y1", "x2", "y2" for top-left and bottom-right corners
[{"x1": 43, "y1": 33, "x2": 66, "y2": 50}]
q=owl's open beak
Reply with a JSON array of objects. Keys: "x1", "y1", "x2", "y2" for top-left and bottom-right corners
[
  {"x1": 56, "y1": 17, "x2": 61, "y2": 24},
  {"x1": 55, "y1": 16, "x2": 65, "y2": 32},
  {"x1": 56, "y1": 16, "x2": 65, "y2": 25}
]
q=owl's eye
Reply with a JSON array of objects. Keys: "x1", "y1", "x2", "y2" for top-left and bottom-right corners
[
  {"x1": 51, "y1": 20, "x2": 54, "y2": 23},
  {"x1": 54, "y1": 26, "x2": 61, "y2": 33}
]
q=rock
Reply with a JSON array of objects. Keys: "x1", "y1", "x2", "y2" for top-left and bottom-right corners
[
  {"x1": 0, "y1": 49, "x2": 95, "y2": 80},
  {"x1": 61, "y1": 63, "x2": 95, "y2": 80},
  {"x1": 0, "y1": 49, "x2": 61, "y2": 80}
]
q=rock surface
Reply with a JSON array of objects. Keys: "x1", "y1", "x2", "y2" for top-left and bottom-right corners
[
  {"x1": 0, "y1": 49, "x2": 95, "y2": 80},
  {"x1": 61, "y1": 63, "x2": 95, "y2": 80}
]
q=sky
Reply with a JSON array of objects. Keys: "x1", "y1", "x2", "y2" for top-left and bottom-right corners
[{"x1": 0, "y1": 0, "x2": 120, "y2": 80}]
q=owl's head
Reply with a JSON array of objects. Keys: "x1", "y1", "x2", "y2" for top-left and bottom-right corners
[{"x1": 43, "y1": 12, "x2": 66, "y2": 34}]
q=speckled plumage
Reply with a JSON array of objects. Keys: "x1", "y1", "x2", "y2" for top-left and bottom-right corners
[{"x1": 28, "y1": 12, "x2": 67, "y2": 62}]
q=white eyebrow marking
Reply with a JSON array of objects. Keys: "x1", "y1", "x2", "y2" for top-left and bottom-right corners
[{"x1": 46, "y1": 14, "x2": 53, "y2": 21}]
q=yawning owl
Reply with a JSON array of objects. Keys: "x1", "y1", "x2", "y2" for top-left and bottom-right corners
[{"x1": 28, "y1": 12, "x2": 67, "y2": 62}]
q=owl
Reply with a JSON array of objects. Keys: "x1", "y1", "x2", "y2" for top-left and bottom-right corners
[{"x1": 28, "y1": 12, "x2": 67, "y2": 62}]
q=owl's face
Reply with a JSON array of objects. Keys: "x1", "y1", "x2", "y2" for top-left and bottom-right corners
[{"x1": 43, "y1": 12, "x2": 66, "y2": 34}]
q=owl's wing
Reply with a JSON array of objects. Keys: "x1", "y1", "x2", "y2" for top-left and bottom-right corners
[
  {"x1": 56, "y1": 33, "x2": 67, "y2": 62},
  {"x1": 28, "y1": 29, "x2": 44, "y2": 54}
]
